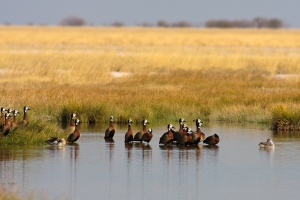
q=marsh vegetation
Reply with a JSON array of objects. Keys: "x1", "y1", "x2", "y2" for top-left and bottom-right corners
[{"x1": 0, "y1": 27, "x2": 300, "y2": 130}]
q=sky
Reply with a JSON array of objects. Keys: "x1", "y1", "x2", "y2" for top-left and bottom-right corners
[{"x1": 1, "y1": 0, "x2": 300, "y2": 27}]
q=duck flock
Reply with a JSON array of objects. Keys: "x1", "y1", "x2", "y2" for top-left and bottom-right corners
[
  {"x1": 0, "y1": 106, "x2": 30, "y2": 136},
  {"x1": 50, "y1": 114, "x2": 275, "y2": 149}
]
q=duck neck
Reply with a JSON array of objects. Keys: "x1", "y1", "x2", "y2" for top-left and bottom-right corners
[
  {"x1": 197, "y1": 126, "x2": 201, "y2": 133},
  {"x1": 23, "y1": 112, "x2": 28, "y2": 121},
  {"x1": 128, "y1": 124, "x2": 132, "y2": 132},
  {"x1": 70, "y1": 119, "x2": 75, "y2": 126},
  {"x1": 110, "y1": 121, "x2": 114, "y2": 128},
  {"x1": 179, "y1": 123, "x2": 183, "y2": 132},
  {"x1": 13, "y1": 115, "x2": 17, "y2": 123},
  {"x1": 143, "y1": 124, "x2": 147, "y2": 132}
]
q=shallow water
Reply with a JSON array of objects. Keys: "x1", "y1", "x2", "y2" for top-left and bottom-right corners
[{"x1": 1, "y1": 122, "x2": 300, "y2": 200}]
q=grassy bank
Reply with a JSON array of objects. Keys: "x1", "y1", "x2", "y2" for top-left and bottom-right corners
[{"x1": 0, "y1": 26, "x2": 300, "y2": 129}]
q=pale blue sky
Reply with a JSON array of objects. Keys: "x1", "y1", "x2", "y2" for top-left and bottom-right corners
[{"x1": 1, "y1": 0, "x2": 299, "y2": 27}]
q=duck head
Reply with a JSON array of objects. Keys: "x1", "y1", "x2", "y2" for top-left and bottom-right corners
[
  {"x1": 13, "y1": 110, "x2": 20, "y2": 116},
  {"x1": 143, "y1": 119, "x2": 149, "y2": 125},
  {"x1": 179, "y1": 118, "x2": 186, "y2": 124},
  {"x1": 24, "y1": 106, "x2": 31, "y2": 113}
]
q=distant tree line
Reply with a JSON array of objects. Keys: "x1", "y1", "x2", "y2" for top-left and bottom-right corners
[
  {"x1": 205, "y1": 17, "x2": 284, "y2": 28},
  {"x1": 57, "y1": 16, "x2": 284, "y2": 29}
]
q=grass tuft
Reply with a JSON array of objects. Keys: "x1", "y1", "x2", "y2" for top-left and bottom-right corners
[{"x1": 0, "y1": 120, "x2": 67, "y2": 145}]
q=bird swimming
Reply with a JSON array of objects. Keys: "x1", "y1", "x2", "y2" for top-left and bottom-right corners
[
  {"x1": 259, "y1": 139, "x2": 275, "y2": 148},
  {"x1": 203, "y1": 134, "x2": 220, "y2": 145},
  {"x1": 45, "y1": 137, "x2": 66, "y2": 147}
]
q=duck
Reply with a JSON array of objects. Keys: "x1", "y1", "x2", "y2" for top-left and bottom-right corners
[
  {"x1": 11, "y1": 109, "x2": 20, "y2": 131},
  {"x1": 104, "y1": 116, "x2": 115, "y2": 140},
  {"x1": 203, "y1": 134, "x2": 220, "y2": 145},
  {"x1": 45, "y1": 137, "x2": 66, "y2": 147},
  {"x1": 259, "y1": 139, "x2": 275, "y2": 148},
  {"x1": 178, "y1": 125, "x2": 193, "y2": 146},
  {"x1": 159, "y1": 124, "x2": 175, "y2": 145},
  {"x1": 133, "y1": 119, "x2": 149, "y2": 142},
  {"x1": 172, "y1": 118, "x2": 186, "y2": 143},
  {"x1": 193, "y1": 119, "x2": 205, "y2": 145},
  {"x1": 124, "y1": 119, "x2": 134, "y2": 143},
  {"x1": 141, "y1": 128, "x2": 153, "y2": 144},
  {"x1": 67, "y1": 119, "x2": 80, "y2": 143},
  {"x1": 23, "y1": 106, "x2": 31, "y2": 127},
  {"x1": 1, "y1": 113, "x2": 12, "y2": 136},
  {"x1": 68, "y1": 112, "x2": 77, "y2": 134}
]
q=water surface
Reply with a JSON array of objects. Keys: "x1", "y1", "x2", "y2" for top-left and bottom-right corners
[{"x1": 1, "y1": 122, "x2": 300, "y2": 200}]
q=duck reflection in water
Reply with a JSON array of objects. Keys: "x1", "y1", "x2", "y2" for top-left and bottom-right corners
[
  {"x1": 69, "y1": 143, "x2": 79, "y2": 161},
  {"x1": 125, "y1": 143, "x2": 133, "y2": 160}
]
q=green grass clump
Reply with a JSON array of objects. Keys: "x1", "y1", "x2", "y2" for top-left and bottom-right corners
[
  {"x1": 270, "y1": 104, "x2": 300, "y2": 130},
  {"x1": 0, "y1": 120, "x2": 67, "y2": 145}
]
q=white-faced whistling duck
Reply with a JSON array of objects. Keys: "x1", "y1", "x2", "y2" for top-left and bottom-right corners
[
  {"x1": 178, "y1": 125, "x2": 193, "y2": 146},
  {"x1": 159, "y1": 124, "x2": 175, "y2": 145},
  {"x1": 193, "y1": 119, "x2": 205, "y2": 145},
  {"x1": 69, "y1": 112, "x2": 77, "y2": 134},
  {"x1": 1, "y1": 113, "x2": 12, "y2": 136},
  {"x1": 45, "y1": 137, "x2": 66, "y2": 147},
  {"x1": 104, "y1": 116, "x2": 115, "y2": 140},
  {"x1": 172, "y1": 118, "x2": 186, "y2": 143},
  {"x1": 141, "y1": 128, "x2": 153, "y2": 144},
  {"x1": 203, "y1": 134, "x2": 220, "y2": 145},
  {"x1": 67, "y1": 119, "x2": 80, "y2": 143},
  {"x1": 133, "y1": 119, "x2": 149, "y2": 142},
  {"x1": 6, "y1": 108, "x2": 13, "y2": 125},
  {"x1": 124, "y1": 119, "x2": 134, "y2": 143},
  {"x1": 259, "y1": 139, "x2": 275, "y2": 148},
  {"x1": 11, "y1": 110, "x2": 20, "y2": 131},
  {"x1": 23, "y1": 106, "x2": 31, "y2": 127}
]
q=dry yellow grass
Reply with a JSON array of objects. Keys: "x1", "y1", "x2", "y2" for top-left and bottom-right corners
[{"x1": 0, "y1": 26, "x2": 300, "y2": 125}]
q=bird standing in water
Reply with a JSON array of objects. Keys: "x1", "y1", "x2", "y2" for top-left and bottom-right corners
[
  {"x1": 67, "y1": 119, "x2": 80, "y2": 143},
  {"x1": 134, "y1": 119, "x2": 149, "y2": 142},
  {"x1": 124, "y1": 119, "x2": 134, "y2": 143},
  {"x1": 104, "y1": 116, "x2": 115, "y2": 140},
  {"x1": 141, "y1": 128, "x2": 153, "y2": 144},
  {"x1": 159, "y1": 124, "x2": 175, "y2": 146}
]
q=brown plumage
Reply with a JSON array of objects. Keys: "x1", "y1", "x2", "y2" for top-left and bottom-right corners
[
  {"x1": 133, "y1": 119, "x2": 149, "y2": 142},
  {"x1": 22, "y1": 106, "x2": 30, "y2": 127},
  {"x1": 193, "y1": 119, "x2": 205, "y2": 145},
  {"x1": 159, "y1": 124, "x2": 175, "y2": 145},
  {"x1": 203, "y1": 134, "x2": 220, "y2": 145},
  {"x1": 104, "y1": 116, "x2": 115, "y2": 139},
  {"x1": 178, "y1": 126, "x2": 193, "y2": 146},
  {"x1": 67, "y1": 119, "x2": 80, "y2": 143},
  {"x1": 1, "y1": 113, "x2": 12, "y2": 136},
  {"x1": 141, "y1": 128, "x2": 153, "y2": 144},
  {"x1": 124, "y1": 119, "x2": 134, "y2": 143},
  {"x1": 172, "y1": 118, "x2": 186, "y2": 142},
  {"x1": 11, "y1": 109, "x2": 20, "y2": 131},
  {"x1": 68, "y1": 112, "x2": 77, "y2": 134}
]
